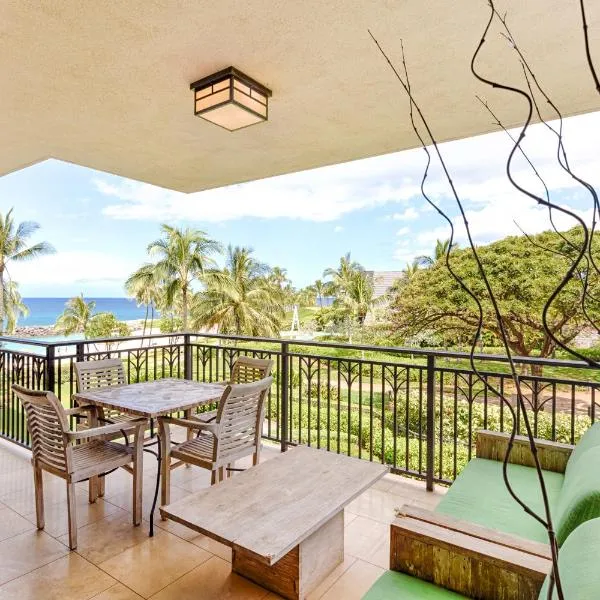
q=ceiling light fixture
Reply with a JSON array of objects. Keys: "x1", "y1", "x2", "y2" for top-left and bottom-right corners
[{"x1": 190, "y1": 66, "x2": 272, "y2": 131}]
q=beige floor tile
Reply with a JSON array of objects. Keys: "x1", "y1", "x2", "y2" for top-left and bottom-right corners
[
  {"x1": 99, "y1": 528, "x2": 211, "y2": 598},
  {"x1": 346, "y1": 488, "x2": 402, "y2": 524},
  {"x1": 319, "y1": 559, "x2": 384, "y2": 600},
  {"x1": 58, "y1": 511, "x2": 150, "y2": 565},
  {"x1": 344, "y1": 511, "x2": 358, "y2": 528},
  {"x1": 149, "y1": 556, "x2": 268, "y2": 600},
  {"x1": 344, "y1": 516, "x2": 389, "y2": 567},
  {"x1": 24, "y1": 490, "x2": 123, "y2": 538},
  {"x1": 188, "y1": 534, "x2": 232, "y2": 562},
  {"x1": 0, "y1": 472, "x2": 69, "y2": 516},
  {"x1": 91, "y1": 583, "x2": 144, "y2": 600},
  {"x1": 0, "y1": 553, "x2": 115, "y2": 600},
  {"x1": 306, "y1": 554, "x2": 357, "y2": 600},
  {"x1": 0, "y1": 505, "x2": 35, "y2": 542},
  {"x1": 103, "y1": 476, "x2": 189, "y2": 522},
  {"x1": 0, "y1": 529, "x2": 68, "y2": 585}
]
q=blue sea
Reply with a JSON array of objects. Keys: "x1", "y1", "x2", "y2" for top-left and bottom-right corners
[{"x1": 20, "y1": 298, "x2": 148, "y2": 327}]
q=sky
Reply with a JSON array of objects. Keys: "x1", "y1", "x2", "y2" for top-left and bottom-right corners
[{"x1": 1, "y1": 109, "x2": 599, "y2": 297}]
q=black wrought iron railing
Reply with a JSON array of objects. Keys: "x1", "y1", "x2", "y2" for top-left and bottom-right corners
[{"x1": 0, "y1": 332, "x2": 598, "y2": 487}]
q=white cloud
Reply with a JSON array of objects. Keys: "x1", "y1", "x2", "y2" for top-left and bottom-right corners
[
  {"x1": 392, "y1": 207, "x2": 419, "y2": 221},
  {"x1": 9, "y1": 251, "x2": 137, "y2": 290},
  {"x1": 396, "y1": 226, "x2": 410, "y2": 236},
  {"x1": 333, "y1": 225, "x2": 344, "y2": 233}
]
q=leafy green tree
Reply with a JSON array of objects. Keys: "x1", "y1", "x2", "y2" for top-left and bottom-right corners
[
  {"x1": 269, "y1": 266, "x2": 289, "y2": 289},
  {"x1": 85, "y1": 313, "x2": 131, "y2": 350},
  {"x1": 2, "y1": 282, "x2": 28, "y2": 334},
  {"x1": 0, "y1": 209, "x2": 53, "y2": 333},
  {"x1": 55, "y1": 295, "x2": 96, "y2": 336},
  {"x1": 340, "y1": 271, "x2": 375, "y2": 326},
  {"x1": 415, "y1": 238, "x2": 456, "y2": 267},
  {"x1": 401, "y1": 260, "x2": 421, "y2": 281},
  {"x1": 323, "y1": 252, "x2": 363, "y2": 292},
  {"x1": 388, "y1": 227, "x2": 600, "y2": 360},
  {"x1": 190, "y1": 246, "x2": 284, "y2": 337},
  {"x1": 147, "y1": 225, "x2": 221, "y2": 330},
  {"x1": 125, "y1": 263, "x2": 161, "y2": 336}
]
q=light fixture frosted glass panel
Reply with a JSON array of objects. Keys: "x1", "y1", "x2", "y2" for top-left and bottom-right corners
[{"x1": 190, "y1": 67, "x2": 271, "y2": 131}]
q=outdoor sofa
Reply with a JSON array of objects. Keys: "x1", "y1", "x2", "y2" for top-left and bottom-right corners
[{"x1": 362, "y1": 423, "x2": 600, "y2": 599}]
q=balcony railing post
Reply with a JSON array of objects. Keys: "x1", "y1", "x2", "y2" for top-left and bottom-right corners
[
  {"x1": 426, "y1": 354, "x2": 436, "y2": 492},
  {"x1": 75, "y1": 342, "x2": 85, "y2": 363},
  {"x1": 46, "y1": 345, "x2": 56, "y2": 393},
  {"x1": 183, "y1": 334, "x2": 193, "y2": 380},
  {"x1": 280, "y1": 341, "x2": 289, "y2": 452}
]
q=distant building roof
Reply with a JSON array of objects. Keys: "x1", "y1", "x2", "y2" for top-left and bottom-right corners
[{"x1": 365, "y1": 271, "x2": 403, "y2": 298}]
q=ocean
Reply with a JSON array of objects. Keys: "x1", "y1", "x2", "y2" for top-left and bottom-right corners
[{"x1": 20, "y1": 298, "x2": 148, "y2": 327}]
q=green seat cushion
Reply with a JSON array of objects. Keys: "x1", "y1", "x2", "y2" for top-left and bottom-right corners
[
  {"x1": 554, "y1": 445, "x2": 600, "y2": 545},
  {"x1": 362, "y1": 571, "x2": 467, "y2": 600},
  {"x1": 565, "y1": 421, "x2": 600, "y2": 476},
  {"x1": 435, "y1": 458, "x2": 563, "y2": 543},
  {"x1": 539, "y1": 517, "x2": 600, "y2": 599}
]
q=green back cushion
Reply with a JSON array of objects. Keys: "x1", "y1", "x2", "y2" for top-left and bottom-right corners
[
  {"x1": 539, "y1": 517, "x2": 600, "y2": 599},
  {"x1": 565, "y1": 421, "x2": 600, "y2": 476},
  {"x1": 362, "y1": 570, "x2": 467, "y2": 600},
  {"x1": 554, "y1": 445, "x2": 600, "y2": 545},
  {"x1": 435, "y1": 458, "x2": 563, "y2": 543}
]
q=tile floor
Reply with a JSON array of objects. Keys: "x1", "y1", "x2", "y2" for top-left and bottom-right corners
[{"x1": 0, "y1": 438, "x2": 446, "y2": 600}]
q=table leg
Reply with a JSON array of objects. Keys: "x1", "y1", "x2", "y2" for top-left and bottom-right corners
[
  {"x1": 148, "y1": 432, "x2": 161, "y2": 537},
  {"x1": 158, "y1": 419, "x2": 171, "y2": 513},
  {"x1": 232, "y1": 510, "x2": 344, "y2": 600}
]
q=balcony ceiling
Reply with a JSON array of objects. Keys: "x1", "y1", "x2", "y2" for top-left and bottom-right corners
[{"x1": 1, "y1": 0, "x2": 599, "y2": 193}]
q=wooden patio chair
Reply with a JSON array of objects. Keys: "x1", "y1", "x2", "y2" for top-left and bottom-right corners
[
  {"x1": 74, "y1": 358, "x2": 151, "y2": 497},
  {"x1": 197, "y1": 355, "x2": 274, "y2": 423},
  {"x1": 12, "y1": 384, "x2": 146, "y2": 550},
  {"x1": 74, "y1": 358, "x2": 129, "y2": 428},
  {"x1": 159, "y1": 375, "x2": 273, "y2": 507}
]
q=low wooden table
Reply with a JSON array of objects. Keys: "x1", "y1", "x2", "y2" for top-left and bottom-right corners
[
  {"x1": 160, "y1": 445, "x2": 388, "y2": 600},
  {"x1": 74, "y1": 378, "x2": 225, "y2": 534}
]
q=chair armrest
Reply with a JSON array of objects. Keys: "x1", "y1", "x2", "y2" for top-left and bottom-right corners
[
  {"x1": 161, "y1": 416, "x2": 219, "y2": 436},
  {"x1": 67, "y1": 418, "x2": 147, "y2": 441},
  {"x1": 211, "y1": 380, "x2": 229, "y2": 387},
  {"x1": 65, "y1": 404, "x2": 96, "y2": 417},
  {"x1": 396, "y1": 505, "x2": 551, "y2": 560},
  {"x1": 476, "y1": 429, "x2": 574, "y2": 473},
  {"x1": 390, "y1": 512, "x2": 551, "y2": 599}
]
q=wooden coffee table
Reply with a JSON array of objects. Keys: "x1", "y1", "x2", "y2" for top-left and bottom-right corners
[{"x1": 160, "y1": 445, "x2": 388, "y2": 600}]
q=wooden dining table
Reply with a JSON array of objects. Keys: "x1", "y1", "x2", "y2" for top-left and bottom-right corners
[{"x1": 74, "y1": 377, "x2": 225, "y2": 534}]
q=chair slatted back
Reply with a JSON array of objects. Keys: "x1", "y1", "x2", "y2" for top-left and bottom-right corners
[
  {"x1": 214, "y1": 376, "x2": 273, "y2": 466},
  {"x1": 229, "y1": 356, "x2": 273, "y2": 385},
  {"x1": 75, "y1": 358, "x2": 126, "y2": 392},
  {"x1": 12, "y1": 385, "x2": 72, "y2": 474}
]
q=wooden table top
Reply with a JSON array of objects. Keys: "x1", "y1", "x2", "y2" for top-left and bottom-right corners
[
  {"x1": 160, "y1": 445, "x2": 388, "y2": 565},
  {"x1": 73, "y1": 378, "x2": 225, "y2": 418}
]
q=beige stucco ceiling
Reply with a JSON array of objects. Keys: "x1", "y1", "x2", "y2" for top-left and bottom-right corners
[{"x1": 1, "y1": 1, "x2": 599, "y2": 192}]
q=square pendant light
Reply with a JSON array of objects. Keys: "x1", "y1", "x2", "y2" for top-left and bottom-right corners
[{"x1": 190, "y1": 67, "x2": 272, "y2": 131}]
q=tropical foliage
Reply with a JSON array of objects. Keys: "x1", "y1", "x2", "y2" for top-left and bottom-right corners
[
  {"x1": 387, "y1": 227, "x2": 600, "y2": 358},
  {"x1": 190, "y1": 246, "x2": 285, "y2": 336},
  {"x1": 55, "y1": 295, "x2": 96, "y2": 336},
  {"x1": 146, "y1": 225, "x2": 221, "y2": 330},
  {"x1": 0, "y1": 208, "x2": 53, "y2": 333}
]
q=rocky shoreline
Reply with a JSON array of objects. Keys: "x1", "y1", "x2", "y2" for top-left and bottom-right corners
[{"x1": 12, "y1": 325, "x2": 56, "y2": 338}]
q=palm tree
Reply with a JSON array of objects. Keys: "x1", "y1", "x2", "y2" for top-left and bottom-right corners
[
  {"x1": 125, "y1": 263, "x2": 161, "y2": 337},
  {"x1": 269, "y1": 266, "x2": 289, "y2": 289},
  {"x1": 323, "y1": 253, "x2": 364, "y2": 301},
  {"x1": 313, "y1": 279, "x2": 327, "y2": 308},
  {"x1": 416, "y1": 239, "x2": 456, "y2": 267},
  {"x1": 147, "y1": 225, "x2": 221, "y2": 330},
  {"x1": 2, "y1": 282, "x2": 29, "y2": 334},
  {"x1": 342, "y1": 271, "x2": 375, "y2": 325},
  {"x1": 402, "y1": 259, "x2": 421, "y2": 280},
  {"x1": 190, "y1": 246, "x2": 284, "y2": 337},
  {"x1": 0, "y1": 209, "x2": 54, "y2": 333},
  {"x1": 55, "y1": 295, "x2": 96, "y2": 336}
]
